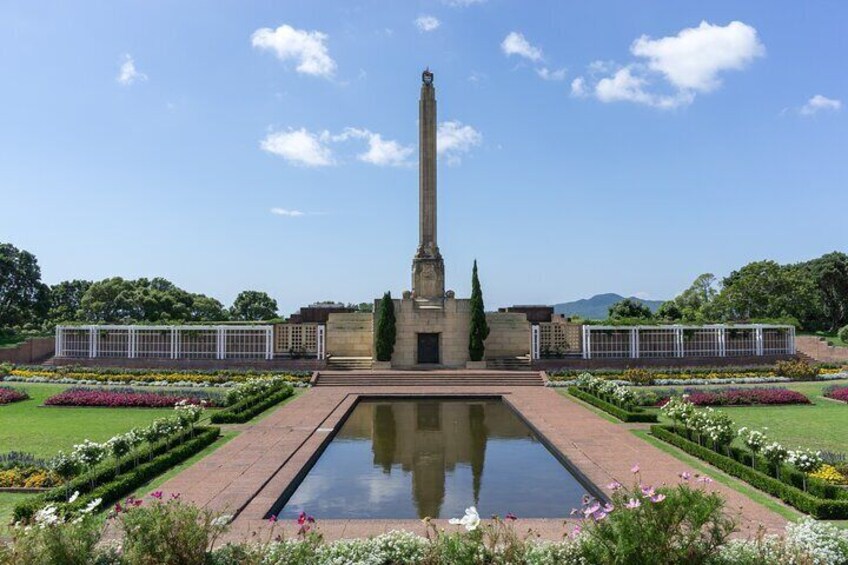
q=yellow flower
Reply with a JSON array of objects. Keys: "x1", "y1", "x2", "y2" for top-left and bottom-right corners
[{"x1": 809, "y1": 464, "x2": 848, "y2": 485}]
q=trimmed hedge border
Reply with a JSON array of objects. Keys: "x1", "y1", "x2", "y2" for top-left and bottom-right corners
[
  {"x1": 651, "y1": 425, "x2": 848, "y2": 519},
  {"x1": 13, "y1": 426, "x2": 220, "y2": 523},
  {"x1": 567, "y1": 387, "x2": 658, "y2": 423},
  {"x1": 210, "y1": 385, "x2": 294, "y2": 424}
]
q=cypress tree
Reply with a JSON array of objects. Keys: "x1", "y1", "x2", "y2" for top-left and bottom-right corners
[
  {"x1": 468, "y1": 260, "x2": 490, "y2": 361},
  {"x1": 374, "y1": 291, "x2": 396, "y2": 362}
]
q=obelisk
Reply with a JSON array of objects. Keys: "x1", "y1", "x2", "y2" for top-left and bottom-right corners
[{"x1": 412, "y1": 68, "x2": 445, "y2": 301}]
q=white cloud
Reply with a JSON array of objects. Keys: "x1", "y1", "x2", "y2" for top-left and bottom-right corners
[
  {"x1": 336, "y1": 128, "x2": 413, "y2": 167},
  {"x1": 570, "y1": 77, "x2": 588, "y2": 97},
  {"x1": 800, "y1": 94, "x2": 842, "y2": 116},
  {"x1": 576, "y1": 21, "x2": 764, "y2": 109},
  {"x1": 630, "y1": 20, "x2": 765, "y2": 92},
  {"x1": 415, "y1": 15, "x2": 441, "y2": 32},
  {"x1": 270, "y1": 208, "x2": 305, "y2": 217},
  {"x1": 595, "y1": 66, "x2": 693, "y2": 109},
  {"x1": 260, "y1": 128, "x2": 334, "y2": 167},
  {"x1": 536, "y1": 67, "x2": 567, "y2": 81},
  {"x1": 437, "y1": 121, "x2": 482, "y2": 165},
  {"x1": 251, "y1": 24, "x2": 337, "y2": 78},
  {"x1": 117, "y1": 54, "x2": 147, "y2": 86},
  {"x1": 501, "y1": 32, "x2": 543, "y2": 62}
]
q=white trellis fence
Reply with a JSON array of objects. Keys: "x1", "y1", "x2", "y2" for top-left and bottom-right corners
[
  {"x1": 581, "y1": 324, "x2": 795, "y2": 360},
  {"x1": 55, "y1": 325, "x2": 274, "y2": 360}
]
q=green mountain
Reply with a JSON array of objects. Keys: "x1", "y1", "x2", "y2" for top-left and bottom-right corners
[{"x1": 553, "y1": 293, "x2": 665, "y2": 320}]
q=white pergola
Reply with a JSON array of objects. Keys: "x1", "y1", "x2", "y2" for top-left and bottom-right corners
[
  {"x1": 55, "y1": 325, "x2": 275, "y2": 360},
  {"x1": 581, "y1": 324, "x2": 795, "y2": 360}
]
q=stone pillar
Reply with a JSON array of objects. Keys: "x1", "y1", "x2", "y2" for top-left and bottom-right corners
[{"x1": 412, "y1": 68, "x2": 445, "y2": 300}]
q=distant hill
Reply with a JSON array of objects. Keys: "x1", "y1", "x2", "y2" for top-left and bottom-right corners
[{"x1": 553, "y1": 293, "x2": 665, "y2": 320}]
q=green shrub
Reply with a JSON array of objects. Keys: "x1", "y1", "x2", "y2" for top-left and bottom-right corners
[
  {"x1": 13, "y1": 427, "x2": 220, "y2": 523},
  {"x1": 210, "y1": 385, "x2": 293, "y2": 424},
  {"x1": 374, "y1": 292, "x2": 396, "y2": 363},
  {"x1": 119, "y1": 496, "x2": 228, "y2": 565},
  {"x1": 839, "y1": 325, "x2": 848, "y2": 345},
  {"x1": 774, "y1": 359, "x2": 819, "y2": 380},
  {"x1": 651, "y1": 426, "x2": 848, "y2": 519},
  {"x1": 568, "y1": 387, "x2": 658, "y2": 423},
  {"x1": 623, "y1": 367, "x2": 654, "y2": 385}
]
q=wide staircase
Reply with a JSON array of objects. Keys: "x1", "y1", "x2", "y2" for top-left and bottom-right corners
[
  {"x1": 314, "y1": 371, "x2": 545, "y2": 387},
  {"x1": 326, "y1": 356, "x2": 373, "y2": 371},
  {"x1": 486, "y1": 355, "x2": 531, "y2": 370}
]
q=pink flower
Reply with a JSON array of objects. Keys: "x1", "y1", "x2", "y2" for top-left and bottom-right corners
[
  {"x1": 606, "y1": 481, "x2": 622, "y2": 491},
  {"x1": 505, "y1": 512, "x2": 517, "y2": 521},
  {"x1": 602, "y1": 503, "x2": 614, "y2": 513},
  {"x1": 650, "y1": 494, "x2": 666, "y2": 503},
  {"x1": 679, "y1": 472, "x2": 691, "y2": 481},
  {"x1": 570, "y1": 525, "x2": 582, "y2": 538},
  {"x1": 269, "y1": 515, "x2": 278, "y2": 524},
  {"x1": 625, "y1": 498, "x2": 641, "y2": 509},
  {"x1": 640, "y1": 486, "x2": 655, "y2": 497},
  {"x1": 631, "y1": 464, "x2": 640, "y2": 474},
  {"x1": 297, "y1": 511, "x2": 307, "y2": 525},
  {"x1": 170, "y1": 493, "x2": 181, "y2": 500},
  {"x1": 151, "y1": 491, "x2": 163, "y2": 500},
  {"x1": 583, "y1": 502, "x2": 601, "y2": 518},
  {"x1": 591, "y1": 510, "x2": 608, "y2": 521},
  {"x1": 697, "y1": 476, "x2": 714, "y2": 485}
]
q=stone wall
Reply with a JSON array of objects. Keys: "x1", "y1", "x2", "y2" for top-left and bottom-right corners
[
  {"x1": 0, "y1": 338, "x2": 55, "y2": 364},
  {"x1": 326, "y1": 312, "x2": 374, "y2": 357},
  {"x1": 392, "y1": 297, "x2": 471, "y2": 367},
  {"x1": 484, "y1": 312, "x2": 530, "y2": 358}
]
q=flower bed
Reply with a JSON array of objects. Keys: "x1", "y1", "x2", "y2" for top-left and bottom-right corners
[
  {"x1": 681, "y1": 387, "x2": 811, "y2": 406},
  {"x1": 567, "y1": 374, "x2": 657, "y2": 423},
  {"x1": 44, "y1": 387, "x2": 224, "y2": 408},
  {"x1": 0, "y1": 452, "x2": 62, "y2": 489},
  {"x1": 652, "y1": 425, "x2": 848, "y2": 518},
  {"x1": 824, "y1": 385, "x2": 848, "y2": 403},
  {"x1": 3, "y1": 365, "x2": 311, "y2": 388},
  {"x1": 211, "y1": 378, "x2": 295, "y2": 424},
  {"x1": 0, "y1": 385, "x2": 28, "y2": 405}
]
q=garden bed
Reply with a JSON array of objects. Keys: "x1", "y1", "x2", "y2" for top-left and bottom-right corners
[
  {"x1": 211, "y1": 383, "x2": 295, "y2": 424},
  {"x1": 824, "y1": 385, "x2": 848, "y2": 403},
  {"x1": 13, "y1": 425, "x2": 220, "y2": 522},
  {"x1": 43, "y1": 387, "x2": 224, "y2": 408},
  {"x1": 0, "y1": 386, "x2": 28, "y2": 405},
  {"x1": 567, "y1": 387, "x2": 657, "y2": 423},
  {"x1": 653, "y1": 387, "x2": 811, "y2": 407},
  {"x1": 651, "y1": 425, "x2": 848, "y2": 518}
]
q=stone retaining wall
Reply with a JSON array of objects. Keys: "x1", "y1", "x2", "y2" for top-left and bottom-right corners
[{"x1": 0, "y1": 338, "x2": 55, "y2": 364}]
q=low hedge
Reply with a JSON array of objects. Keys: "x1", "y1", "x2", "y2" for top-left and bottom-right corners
[
  {"x1": 211, "y1": 384, "x2": 294, "y2": 424},
  {"x1": 651, "y1": 425, "x2": 848, "y2": 519},
  {"x1": 13, "y1": 426, "x2": 220, "y2": 523},
  {"x1": 568, "y1": 387, "x2": 658, "y2": 423}
]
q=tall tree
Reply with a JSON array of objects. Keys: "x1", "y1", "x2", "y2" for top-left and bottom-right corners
[
  {"x1": 806, "y1": 252, "x2": 848, "y2": 331},
  {"x1": 48, "y1": 279, "x2": 92, "y2": 323},
  {"x1": 374, "y1": 292, "x2": 396, "y2": 362},
  {"x1": 0, "y1": 243, "x2": 50, "y2": 328},
  {"x1": 608, "y1": 298, "x2": 653, "y2": 320},
  {"x1": 468, "y1": 260, "x2": 490, "y2": 362},
  {"x1": 230, "y1": 290, "x2": 278, "y2": 321}
]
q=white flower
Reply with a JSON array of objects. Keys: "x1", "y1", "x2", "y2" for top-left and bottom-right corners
[
  {"x1": 449, "y1": 506, "x2": 481, "y2": 531},
  {"x1": 68, "y1": 491, "x2": 80, "y2": 504},
  {"x1": 81, "y1": 498, "x2": 102, "y2": 515}
]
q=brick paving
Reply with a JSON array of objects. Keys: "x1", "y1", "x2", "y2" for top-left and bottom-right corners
[{"x1": 152, "y1": 383, "x2": 790, "y2": 542}]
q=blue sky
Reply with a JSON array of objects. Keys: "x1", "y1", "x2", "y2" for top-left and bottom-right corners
[{"x1": 1, "y1": 1, "x2": 845, "y2": 314}]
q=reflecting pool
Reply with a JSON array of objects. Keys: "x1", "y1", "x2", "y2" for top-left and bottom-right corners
[{"x1": 272, "y1": 398, "x2": 593, "y2": 519}]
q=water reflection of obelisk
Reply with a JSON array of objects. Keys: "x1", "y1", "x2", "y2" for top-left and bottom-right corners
[{"x1": 370, "y1": 401, "x2": 489, "y2": 518}]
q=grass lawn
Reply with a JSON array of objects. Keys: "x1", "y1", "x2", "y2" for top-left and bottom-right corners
[
  {"x1": 645, "y1": 379, "x2": 848, "y2": 454},
  {"x1": 0, "y1": 383, "x2": 176, "y2": 458},
  {"x1": 800, "y1": 331, "x2": 848, "y2": 348}
]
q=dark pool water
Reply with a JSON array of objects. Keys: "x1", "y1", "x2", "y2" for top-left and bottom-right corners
[{"x1": 273, "y1": 398, "x2": 592, "y2": 520}]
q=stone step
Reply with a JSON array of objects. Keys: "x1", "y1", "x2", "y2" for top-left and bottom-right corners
[{"x1": 315, "y1": 370, "x2": 544, "y2": 387}]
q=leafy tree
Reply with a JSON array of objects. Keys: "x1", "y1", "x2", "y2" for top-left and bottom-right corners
[
  {"x1": 713, "y1": 261, "x2": 796, "y2": 321},
  {"x1": 230, "y1": 290, "x2": 278, "y2": 321},
  {"x1": 805, "y1": 252, "x2": 848, "y2": 331},
  {"x1": 468, "y1": 260, "x2": 490, "y2": 362},
  {"x1": 608, "y1": 298, "x2": 653, "y2": 320},
  {"x1": 188, "y1": 294, "x2": 228, "y2": 321},
  {"x1": 656, "y1": 300, "x2": 683, "y2": 321},
  {"x1": 0, "y1": 243, "x2": 50, "y2": 328},
  {"x1": 48, "y1": 279, "x2": 92, "y2": 323},
  {"x1": 374, "y1": 292, "x2": 396, "y2": 362}
]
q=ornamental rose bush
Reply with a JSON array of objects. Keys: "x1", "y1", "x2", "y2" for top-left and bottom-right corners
[
  {"x1": 683, "y1": 387, "x2": 811, "y2": 406},
  {"x1": 44, "y1": 387, "x2": 223, "y2": 408},
  {"x1": 0, "y1": 385, "x2": 28, "y2": 405}
]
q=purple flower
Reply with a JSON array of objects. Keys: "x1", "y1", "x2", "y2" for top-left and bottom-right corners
[
  {"x1": 641, "y1": 486, "x2": 656, "y2": 497},
  {"x1": 650, "y1": 493, "x2": 666, "y2": 503},
  {"x1": 624, "y1": 498, "x2": 641, "y2": 509},
  {"x1": 607, "y1": 481, "x2": 622, "y2": 491},
  {"x1": 679, "y1": 472, "x2": 691, "y2": 481},
  {"x1": 631, "y1": 464, "x2": 640, "y2": 474},
  {"x1": 151, "y1": 491, "x2": 163, "y2": 500},
  {"x1": 697, "y1": 476, "x2": 714, "y2": 485},
  {"x1": 505, "y1": 512, "x2": 517, "y2": 521}
]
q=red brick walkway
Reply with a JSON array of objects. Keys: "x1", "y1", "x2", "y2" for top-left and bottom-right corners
[{"x1": 153, "y1": 385, "x2": 790, "y2": 541}]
